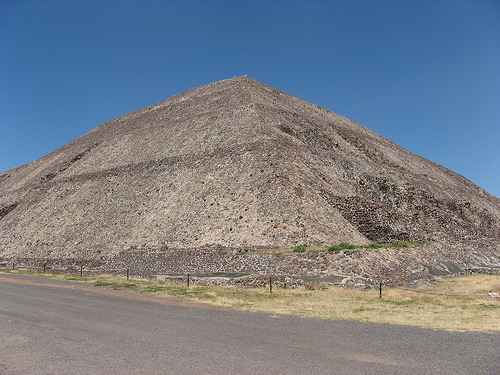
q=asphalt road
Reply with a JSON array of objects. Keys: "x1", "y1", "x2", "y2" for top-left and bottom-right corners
[{"x1": 1, "y1": 273, "x2": 498, "y2": 375}]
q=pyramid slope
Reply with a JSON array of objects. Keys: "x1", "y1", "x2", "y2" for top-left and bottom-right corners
[{"x1": 1, "y1": 77, "x2": 499, "y2": 259}]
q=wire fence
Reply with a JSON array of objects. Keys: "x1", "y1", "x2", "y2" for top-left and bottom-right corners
[{"x1": 2, "y1": 260, "x2": 499, "y2": 299}]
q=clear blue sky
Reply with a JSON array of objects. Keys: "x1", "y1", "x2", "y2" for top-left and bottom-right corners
[{"x1": 1, "y1": 0, "x2": 499, "y2": 196}]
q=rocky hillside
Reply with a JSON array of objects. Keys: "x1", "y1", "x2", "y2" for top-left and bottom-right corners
[{"x1": 1, "y1": 77, "x2": 499, "y2": 280}]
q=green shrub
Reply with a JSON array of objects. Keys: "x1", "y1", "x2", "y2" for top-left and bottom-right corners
[
  {"x1": 392, "y1": 241, "x2": 409, "y2": 248},
  {"x1": 293, "y1": 245, "x2": 308, "y2": 253},
  {"x1": 327, "y1": 243, "x2": 357, "y2": 252}
]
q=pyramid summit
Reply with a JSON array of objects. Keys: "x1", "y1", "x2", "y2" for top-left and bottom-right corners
[{"x1": 1, "y1": 77, "x2": 499, "y2": 282}]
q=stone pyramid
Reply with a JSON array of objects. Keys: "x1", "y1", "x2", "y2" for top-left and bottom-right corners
[{"x1": 1, "y1": 77, "x2": 499, "y2": 265}]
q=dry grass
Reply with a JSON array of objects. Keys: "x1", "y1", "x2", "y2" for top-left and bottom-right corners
[
  {"x1": 202, "y1": 275, "x2": 500, "y2": 333},
  {"x1": 2, "y1": 270, "x2": 499, "y2": 332}
]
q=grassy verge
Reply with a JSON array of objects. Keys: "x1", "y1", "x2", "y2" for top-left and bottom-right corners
[{"x1": 2, "y1": 269, "x2": 499, "y2": 332}]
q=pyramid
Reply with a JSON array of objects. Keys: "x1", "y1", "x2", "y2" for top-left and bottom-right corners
[{"x1": 1, "y1": 77, "x2": 499, "y2": 277}]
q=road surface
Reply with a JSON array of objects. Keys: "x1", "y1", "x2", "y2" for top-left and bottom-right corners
[{"x1": 1, "y1": 273, "x2": 498, "y2": 374}]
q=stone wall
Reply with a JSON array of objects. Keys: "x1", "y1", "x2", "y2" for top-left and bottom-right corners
[{"x1": 3, "y1": 244, "x2": 499, "y2": 288}]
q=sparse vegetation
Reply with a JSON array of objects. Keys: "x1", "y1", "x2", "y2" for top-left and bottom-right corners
[
  {"x1": 2, "y1": 269, "x2": 498, "y2": 332},
  {"x1": 263, "y1": 241, "x2": 424, "y2": 254},
  {"x1": 391, "y1": 241, "x2": 410, "y2": 248},
  {"x1": 327, "y1": 243, "x2": 357, "y2": 252},
  {"x1": 293, "y1": 244, "x2": 308, "y2": 253}
]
